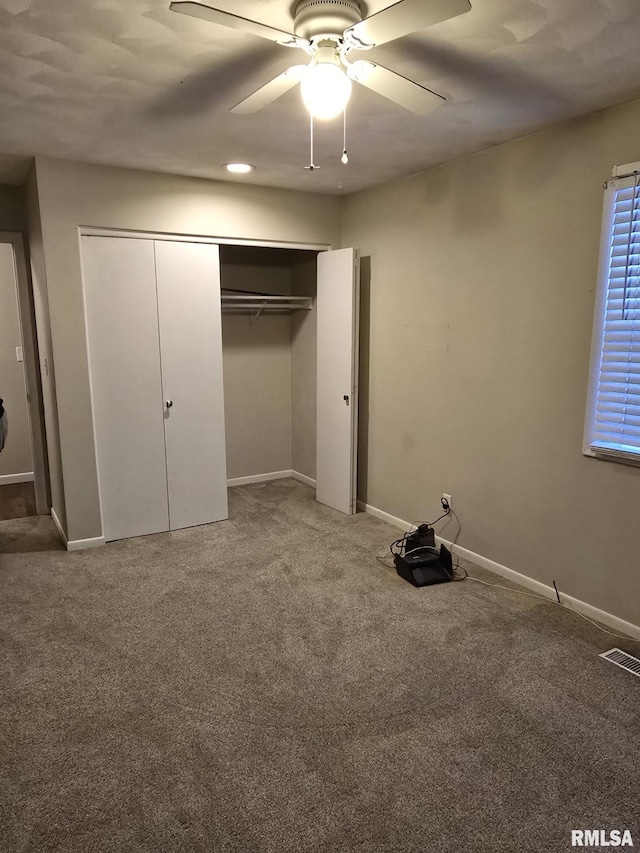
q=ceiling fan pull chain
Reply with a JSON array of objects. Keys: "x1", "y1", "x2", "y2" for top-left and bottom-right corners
[
  {"x1": 311, "y1": 112, "x2": 315, "y2": 166},
  {"x1": 304, "y1": 112, "x2": 319, "y2": 171},
  {"x1": 341, "y1": 106, "x2": 349, "y2": 165}
]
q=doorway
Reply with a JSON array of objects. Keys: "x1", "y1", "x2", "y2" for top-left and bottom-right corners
[{"x1": 0, "y1": 234, "x2": 46, "y2": 523}]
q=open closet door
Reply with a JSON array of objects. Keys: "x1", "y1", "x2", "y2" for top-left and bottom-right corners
[{"x1": 316, "y1": 247, "x2": 360, "y2": 515}]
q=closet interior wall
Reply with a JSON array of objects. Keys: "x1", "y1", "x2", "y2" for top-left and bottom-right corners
[{"x1": 219, "y1": 246, "x2": 318, "y2": 484}]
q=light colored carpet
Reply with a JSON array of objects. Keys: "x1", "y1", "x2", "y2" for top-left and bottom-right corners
[{"x1": 1, "y1": 478, "x2": 638, "y2": 852}]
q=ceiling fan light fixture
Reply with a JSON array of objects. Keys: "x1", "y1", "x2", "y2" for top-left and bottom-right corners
[
  {"x1": 301, "y1": 56, "x2": 352, "y2": 120},
  {"x1": 224, "y1": 162, "x2": 254, "y2": 174}
]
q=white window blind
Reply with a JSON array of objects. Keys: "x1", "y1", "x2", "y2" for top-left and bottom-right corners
[{"x1": 584, "y1": 173, "x2": 640, "y2": 463}]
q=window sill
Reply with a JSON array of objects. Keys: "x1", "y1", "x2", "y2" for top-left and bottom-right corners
[{"x1": 583, "y1": 446, "x2": 640, "y2": 469}]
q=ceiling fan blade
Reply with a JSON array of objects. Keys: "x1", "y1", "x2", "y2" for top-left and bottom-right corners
[
  {"x1": 375, "y1": 36, "x2": 569, "y2": 111},
  {"x1": 351, "y1": 61, "x2": 445, "y2": 114},
  {"x1": 147, "y1": 42, "x2": 286, "y2": 118},
  {"x1": 344, "y1": 0, "x2": 471, "y2": 49},
  {"x1": 170, "y1": 2, "x2": 309, "y2": 48},
  {"x1": 231, "y1": 65, "x2": 307, "y2": 114}
]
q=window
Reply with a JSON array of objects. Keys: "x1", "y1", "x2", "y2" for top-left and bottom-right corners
[{"x1": 584, "y1": 167, "x2": 640, "y2": 464}]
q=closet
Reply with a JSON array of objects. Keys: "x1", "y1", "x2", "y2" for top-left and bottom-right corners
[
  {"x1": 81, "y1": 236, "x2": 359, "y2": 544},
  {"x1": 81, "y1": 236, "x2": 228, "y2": 541},
  {"x1": 219, "y1": 245, "x2": 317, "y2": 488},
  {"x1": 219, "y1": 244, "x2": 359, "y2": 515}
]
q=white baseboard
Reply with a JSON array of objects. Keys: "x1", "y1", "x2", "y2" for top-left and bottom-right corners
[
  {"x1": 0, "y1": 471, "x2": 34, "y2": 485},
  {"x1": 291, "y1": 470, "x2": 316, "y2": 488},
  {"x1": 50, "y1": 506, "x2": 67, "y2": 547},
  {"x1": 227, "y1": 470, "x2": 293, "y2": 487},
  {"x1": 357, "y1": 500, "x2": 407, "y2": 530},
  {"x1": 227, "y1": 470, "x2": 317, "y2": 488},
  {"x1": 51, "y1": 506, "x2": 105, "y2": 551},
  {"x1": 66, "y1": 535, "x2": 106, "y2": 552},
  {"x1": 360, "y1": 500, "x2": 640, "y2": 642}
]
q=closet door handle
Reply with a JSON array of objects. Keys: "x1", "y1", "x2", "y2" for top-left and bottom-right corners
[
  {"x1": 343, "y1": 395, "x2": 349, "y2": 406},
  {"x1": 166, "y1": 400, "x2": 173, "y2": 409}
]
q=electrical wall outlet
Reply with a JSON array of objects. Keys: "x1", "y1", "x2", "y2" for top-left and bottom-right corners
[{"x1": 442, "y1": 493, "x2": 452, "y2": 509}]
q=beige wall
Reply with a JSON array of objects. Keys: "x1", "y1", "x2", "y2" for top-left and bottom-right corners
[
  {"x1": 0, "y1": 242, "x2": 32, "y2": 477},
  {"x1": 343, "y1": 97, "x2": 640, "y2": 627},
  {"x1": 291, "y1": 259, "x2": 317, "y2": 480},
  {"x1": 221, "y1": 259, "x2": 291, "y2": 296},
  {"x1": 221, "y1": 263, "x2": 293, "y2": 479},
  {"x1": 33, "y1": 157, "x2": 340, "y2": 541}
]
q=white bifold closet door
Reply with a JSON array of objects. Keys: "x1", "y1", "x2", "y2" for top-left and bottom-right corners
[
  {"x1": 316, "y1": 247, "x2": 360, "y2": 515},
  {"x1": 154, "y1": 241, "x2": 227, "y2": 531},
  {"x1": 83, "y1": 237, "x2": 169, "y2": 541},
  {"x1": 82, "y1": 235, "x2": 227, "y2": 542}
]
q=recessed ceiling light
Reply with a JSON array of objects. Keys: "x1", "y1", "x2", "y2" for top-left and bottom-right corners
[{"x1": 224, "y1": 163, "x2": 254, "y2": 174}]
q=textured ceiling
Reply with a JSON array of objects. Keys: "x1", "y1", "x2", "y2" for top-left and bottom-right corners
[{"x1": 1, "y1": 0, "x2": 640, "y2": 194}]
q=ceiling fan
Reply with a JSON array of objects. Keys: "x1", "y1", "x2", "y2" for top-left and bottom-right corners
[{"x1": 170, "y1": 0, "x2": 472, "y2": 121}]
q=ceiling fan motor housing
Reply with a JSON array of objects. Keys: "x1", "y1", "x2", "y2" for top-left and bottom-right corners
[{"x1": 294, "y1": 0, "x2": 362, "y2": 40}]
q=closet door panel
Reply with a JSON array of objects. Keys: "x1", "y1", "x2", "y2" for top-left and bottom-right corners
[
  {"x1": 316, "y1": 248, "x2": 360, "y2": 515},
  {"x1": 81, "y1": 236, "x2": 170, "y2": 541},
  {"x1": 154, "y1": 240, "x2": 228, "y2": 529}
]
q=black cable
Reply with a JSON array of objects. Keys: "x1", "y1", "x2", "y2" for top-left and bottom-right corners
[
  {"x1": 429, "y1": 509, "x2": 451, "y2": 526},
  {"x1": 452, "y1": 558, "x2": 468, "y2": 581},
  {"x1": 380, "y1": 531, "x2": 640, "y2": 645},
  {"x1": 376, "y1": 503, "x2": 455, "y2": 574},
  {"x1": 452, "y1": 554, "x2": 640, "y2": 644},
  {"x1": 391, "y1": 509, "x2": 451, "y2": 553}
]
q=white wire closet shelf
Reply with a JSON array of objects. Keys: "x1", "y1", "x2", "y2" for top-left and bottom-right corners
[{"x1": 221, "y1": 290, "x2": 312, "y2": 323}]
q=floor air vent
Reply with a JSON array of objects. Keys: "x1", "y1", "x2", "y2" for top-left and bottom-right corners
[{"x1": 600, "y1": 648, "x2": 640, "y2": 678}]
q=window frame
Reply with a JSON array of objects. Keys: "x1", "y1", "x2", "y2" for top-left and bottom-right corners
[{"x1": 583, "y1": 169, "x2": 640, "y2": 467}]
